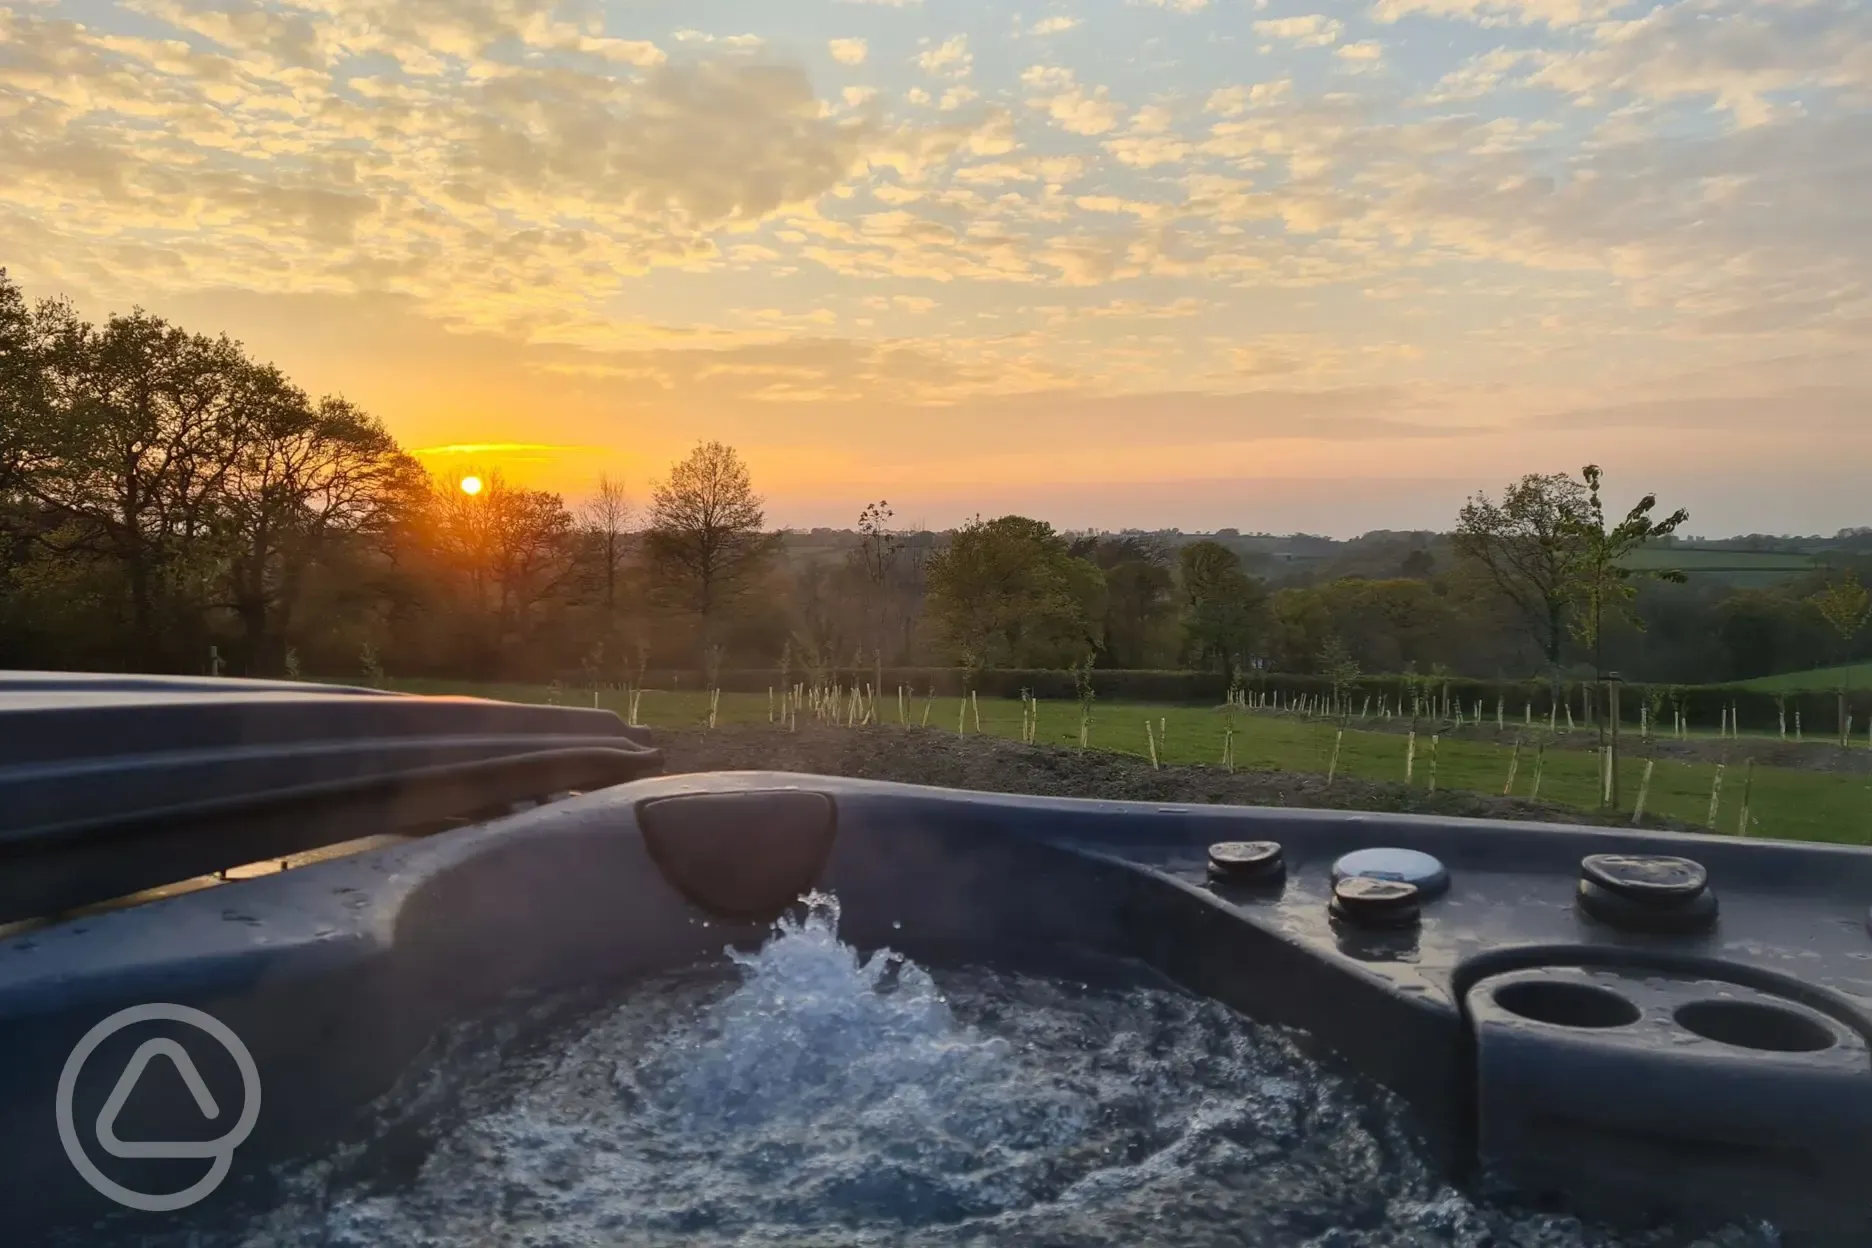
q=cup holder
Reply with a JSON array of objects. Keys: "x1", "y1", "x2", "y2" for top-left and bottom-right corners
[
  {"x1": 1492, "y1": 980, "x2": 1640, "y2": 1029},
  {"x1": 1674, "y1": 999, "x2": 1837, "y2": 1053}
]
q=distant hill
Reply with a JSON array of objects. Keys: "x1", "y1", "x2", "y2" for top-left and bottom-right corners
[
  {"x1": 1734, "y1": 662, "x2": 1872, "y2": 693},
  {"x1": 779, "y1": 526, "x2": 1861, "y2": 588}
]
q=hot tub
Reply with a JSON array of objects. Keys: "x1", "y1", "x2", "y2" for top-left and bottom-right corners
[{"x1": 1, "y1": 677, "x2": 1865, "y2": 1245}]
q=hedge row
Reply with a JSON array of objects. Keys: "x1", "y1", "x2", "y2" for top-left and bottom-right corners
[{"x1": 558, "y1": 667, "x2": 1872, "y2": 735}]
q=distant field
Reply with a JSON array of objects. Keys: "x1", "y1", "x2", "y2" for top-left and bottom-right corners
[
  {"x1": 1734, "y1": 663, "x2": 1872, "y2": 694},
  {"x1": 1620, "y1": 547, "x2": 1815, "y2": 587},
  {"x1": 386, "y1": 678, "x2": 1872, "y2": 848}
]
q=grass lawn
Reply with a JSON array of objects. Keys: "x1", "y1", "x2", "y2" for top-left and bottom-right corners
[
  {"x1": 383, "y1": 678, "x2": 1872, "y2": 848},
  {"x1": 1733, "y1": 662, "x2": 1872, "y2": 694},
  {"x1": 1619, "y1": 548, "x2": 1815, "y2": 588}
]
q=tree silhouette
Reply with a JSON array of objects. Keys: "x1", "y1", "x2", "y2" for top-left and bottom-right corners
[
  {"x1": 645, "y1": 441, "x2": 774, "y2": 657},
  {"x1": 1453, "y1": 472, "x2": 1589, "y2": 676}
]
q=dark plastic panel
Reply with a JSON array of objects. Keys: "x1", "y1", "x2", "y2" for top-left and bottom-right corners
[
  {"x1": 1468, "y1": 965, "x2": 1872, "y2": 1240},
  {"x1": 639, "y1": 789, "x2": 838, "y2": 920},
  {"x1": 0, "y1": 674, "x2": 662, "y2": 922}
]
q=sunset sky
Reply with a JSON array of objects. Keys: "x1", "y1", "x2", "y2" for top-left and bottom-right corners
[{"x1": 3, "y1": 0, "x2": 1869, "y2": 535}]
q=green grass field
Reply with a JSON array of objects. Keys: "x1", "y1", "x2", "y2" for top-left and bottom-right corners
[
  {"x1": 1619, "y1": 547, "x2": 1816, "y2": 589},
  {"x1": 1733, "y1": 662, "x2": 1872, "y2": 694},
  {"x1": 1621, "y1": 548, "x2": 1814, "y2": 573},
  {"x1": 384, "y1": 678, "x2": 1872, "y2": 848}
]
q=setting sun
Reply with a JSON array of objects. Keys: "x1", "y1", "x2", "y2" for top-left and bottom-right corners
[{"x1": 459, "y1": 476, "x2": 483, "y2": 497}]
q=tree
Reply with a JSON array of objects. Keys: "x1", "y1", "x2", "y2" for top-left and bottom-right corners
[
  {"x1": 219, "y1": 388, "x2": 419, "y2": 674},
  {"x1": 1319, "y1": 632, "x2": 1361, "y2": 717},
  {"x1": 431, "y1": 471, "x2": 576, "y2": 671},
  {"x1": 1177, "y1": 540, "x2": 1264, "y2": 680},
  {"x1": 644, "y1": 441, "x2": 774, "y2": 654},
  {"x1": 1265, "y1": 586, "x2": 1332, "y2": 673},
  {"x1": 1070, "y1": 535, "x2": 1177, "y2": 669},
  {"x1": 1313, "y1": 577, "x2": 1463, "y2": 674},
  {"x1": 848, "y1": 500, "x2": 901, "y2": 661},
  {"x1": 1810, "y1": 569, "x2": 1870, "y2": 744},
  {"x1": 1811, "y1": 570, "x2": 1870, "y2": 661},
  {"x1": 579, "y1": 474, "x2": 633, "y2": 621},
  {"x1": 0, "y1": 269, "x2": 42, "y2": 500},
  {"x1": 924, "y1": 515, "x2": 1102, "y2": 667},
  {"x1": 0, "y1": 271, "x2": 50, "y2": 638},
  {"x1": 1452, "y1": 472, "x2": 1590, "y2": 674},
  {"x1": 22, "y1": 307, "x2": 255, "y2": 667},
  {"x1": 1564, "y1": 464, "x2": 1689, "y2": 676}
]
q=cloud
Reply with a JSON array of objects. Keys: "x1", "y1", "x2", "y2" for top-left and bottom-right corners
[
  {"x1": 916, "y1": 34, "x2": 972, "y2": 77},
  {"x1": 1420, "y1": 47, "x2": 1533, "y2": 101},
  {"x1": 1031, "y1": 16, "x2": 1080, "y2": 35},
  {"x1": 671, "y1": 30, "x2": 763, "y2": 49},
  {"x1": 0, "y1": 9, "x2": 1021, "y2": 335},
  {"x1": 1526, "y1": 1, "x2": 1872, "y2": 125},
  {"x1": 1022, "y1": 65, "x2": 1125, "y2": 135},
  {"x1": 1253, "y1": 15, "x2": 1344, "y2": 47},
  {"x1": 1530, "y1": 387, "x2": 1872, "y2": 435},
  {"x1": 7, "y1": 0, "x2": 1872, "y2": 516},
  {"x1": 1206, "y1": 81, "x2": 1292, "y2": 114},
  {"x1": 1371, "y1": 0, "x2": 1626, "y2": 25},
  {"x1": 412, "y1": 442, "x2": 595, "y2": 456},
  {"x1": 1130, "y1": 0, "x2": 1210, "y2": 11}
]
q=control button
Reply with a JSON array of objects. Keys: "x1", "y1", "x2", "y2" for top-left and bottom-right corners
[
  {"x1": 1580, "y1": 853, "x2": 1707, "y2": 901},
  {"x1": 1577, "y1": 853, "x2": 1717, "y2": 933},
  {"x1": 1332, "y1": 848, "x2": 1450, "y2": 900},
  {"x1": 1207, "y1": 840, "x2": 1285, "y2": 885},
  {"x1": 1330, "y1": 876, "x2": 1422, "y2": 929}
]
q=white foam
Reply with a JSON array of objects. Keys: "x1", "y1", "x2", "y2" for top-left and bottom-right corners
[{"x1": 224, "y1": 894, "x2": 1777, "y2": 1248}]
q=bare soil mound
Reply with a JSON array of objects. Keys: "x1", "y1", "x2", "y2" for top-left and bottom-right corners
[{"x1": 656, "y1": 725, "x2": 1694, "y2": 831}]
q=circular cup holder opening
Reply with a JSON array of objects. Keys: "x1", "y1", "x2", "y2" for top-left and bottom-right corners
[
  {"x1": 1492, "y1": 980, "x2": 1641, "y2": 1029},
  {"x1": 1674, "y1": 1000, "x2": 1837, "y2": 1053}
]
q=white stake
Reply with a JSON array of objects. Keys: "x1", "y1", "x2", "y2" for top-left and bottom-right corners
[
  {"x1": 1632, "y1": 759, "x2": 1655, "y2": 825},
  {"x1": 1737, "y1": 760, "x2": 1754, "y2": 837}
]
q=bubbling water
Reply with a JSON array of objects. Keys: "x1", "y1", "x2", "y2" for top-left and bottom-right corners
[{"x1": 231, "y1": 895, "x2": 1776, "y2": 1248}]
